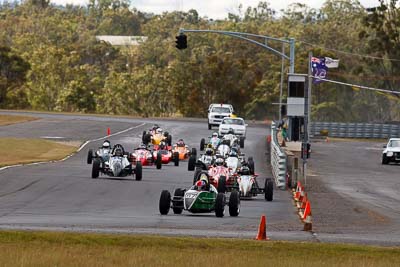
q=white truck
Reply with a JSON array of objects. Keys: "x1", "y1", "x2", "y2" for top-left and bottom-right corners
[
  {"x1": 207, "y1": 104, "x2": 233, "y2": 130},
  {"x1": 382, "y1": 138, "x2": 400, "y2": 165}
]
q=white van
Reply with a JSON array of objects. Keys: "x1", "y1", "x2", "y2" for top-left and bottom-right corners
[{"x1": 207, "y1": 104, "x2": 234, "y2": 129}]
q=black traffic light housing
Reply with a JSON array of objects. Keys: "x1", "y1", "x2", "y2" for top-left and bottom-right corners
[
  {"x1": 301, "y1": 143, "x2": 311, "y2": 159},
  {"x1": 175, "y1": 34, "x2": 187, "y2": 50}
]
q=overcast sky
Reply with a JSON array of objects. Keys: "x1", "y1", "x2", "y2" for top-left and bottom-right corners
[{"x1": 50, "y1": 0, "x2": 381, "y2": 19}]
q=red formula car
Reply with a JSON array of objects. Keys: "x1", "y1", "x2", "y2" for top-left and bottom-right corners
[
  {"x1": 206, "y1": 158, "x2": 232, "y2": 193},
  {"x1": 131, "y1": 145, "x2": 162, "y2": 169},
  {"x1": 152, "y1": 142, "x2": 179, "y2": 166}
]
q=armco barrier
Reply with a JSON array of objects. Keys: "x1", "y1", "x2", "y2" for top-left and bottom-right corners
[
  {"x1": 310, "y1": 122, "x2": 400, "y2": 139},
  {"x1": 270, "y1": 122, "x2": 287, "y2": 190}
]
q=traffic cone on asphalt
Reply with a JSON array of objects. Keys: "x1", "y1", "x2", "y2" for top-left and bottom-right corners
[
  {"x1": 107, "y1": 127, "x2": 111, "y2": 136},
  {"x1": 255, "y1": 215, "x2": 269, "y2": 240},
  {"x1": 302, "y1": 201, "x2": 312, "y2": 231}
]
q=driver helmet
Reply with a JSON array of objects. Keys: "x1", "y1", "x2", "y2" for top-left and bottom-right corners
[
  {"x1": 152, "y1": 124, "x2": 159, "y2": 130},
  {"x1": 139, "y1": 143, "x2": 147, "y2": 149},
  {"x1": 212, "y1": 132, "x2": 219, "y2": 138},
  {"x1": 156, "y1": 128, "x2": 163, "y2": 134},
  {"x1": 229, "y1": 150, "x2": 237, "y2": 157},
  {"x1": 215, "y1": 157, "x2": 224, "y2": 166},
  {"x1": 240, "y1": 166, "x2": 250, "y2": 175},
  {"x1": 177, "y1": 139, "x2": 185, "y2": 146},
  {"x1": 114, "y1": 147, "x2": 123, "y2": 156},
  {"x1": 205, "y1": 147, "x2": 213, "y2": 156},
  {"x1": 196, "y1": 179, "x2": 207, "y2": 190},
  {"x1": 228, "y1": 128, "x2": 235, "y2": 134},
  {"x1": 159, "y1": 141, "x2": 166, "y2": 150},
  {"x1": 102, "y1": 140, "x2": 111, "y2": 149}
]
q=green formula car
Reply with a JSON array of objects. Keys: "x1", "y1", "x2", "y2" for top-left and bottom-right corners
[{"x1": 159, "y1": 173, "x2": 240, "y2": 218}]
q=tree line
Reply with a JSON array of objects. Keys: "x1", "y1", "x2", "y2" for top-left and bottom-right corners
[{"x1": 0, "y1": 0, "x2": 399, "y2": 122}]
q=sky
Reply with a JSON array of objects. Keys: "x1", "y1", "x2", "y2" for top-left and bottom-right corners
[{"x1": 49, "y1": 0, "x2": 381, "y2": 19}]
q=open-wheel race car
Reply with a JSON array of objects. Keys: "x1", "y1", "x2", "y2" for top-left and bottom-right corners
[
  {"x1": 87, "y1": 140, "x2": 112, "y2": 165},
  {"x1": 232, "y1": 166, "x2": 273, "y2": 201},
  {"x1": 91, "y1": 144, "x2": 142, "y2": 181},
  {"x1": 142, "y1": 125, "x2": 172, "y2": 146},
  {"x1": 153, "y1": 141, "x2": 179, "y2": 166},
  {"x1": 130, "y1": 144, "x2": 162, "y2": 169},
  {"x1": 159, "y1": 172, "x2": 240, "y2": 217},
  {"x1": 172, "y1": 139, "x2": 196, "y2": 160}
]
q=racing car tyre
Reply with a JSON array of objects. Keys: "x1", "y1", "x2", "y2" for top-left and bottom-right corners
[
  {"x1": 248, "y1": 157, "x2": 255, "y2": 175},
  {"x1": 215, "y1": 193, "x2": 225, "y2": 217},
  {"x1": 159, "y1": 190, "x2": 171, "y2": 215},
  {"x1": 167, "y1": 134, "x2": 172, "y2": 146},
  {"x1": 191, "y1": 147, "x2": 197, "y2": 157},
  {"x1": 240, "y1": 137, "x2": 245, "y2": 148},
  {"x1": 143, "y1": 133, "x2": 151, "y2": 145},
  {"x1": 188, "y1": 155, "x2": 196, "y2": 171},
  {"x1": 200, "y1": 138, "x2": 205, "y2": 151},
  {"x1": 135, "y1": 162, "x2": 142, "y2": 181},
  {"x1": 229, "y1": 191, "x2": 240, "y2": 217},
  {"x1": 265, "y1": 178, "x2": 274, "y2": 201},
  {"x1": 382, "y1": 154, "x2": 389, "y2": 165},
  {"x1": 91, "y1": 158, "x2": 100, "y2": 178},
  {"x1": 173, "y1": 152, "x2": 179, "y2": 166},
  {"x1": 142, "y1": 131, "x2": 147, "y2": 142},
  {"x1": 87, "y1": 149, "x2": 93, "y2": 164},
  {"x1": 217, "y1": 176, "x2": 226, "y2": 193},
  {"x1": 156, "y1": 152, "x2": 162, "y2": 169},
  {"x1": 172, "y1": 188, "x2": 184, "y2": 214}
]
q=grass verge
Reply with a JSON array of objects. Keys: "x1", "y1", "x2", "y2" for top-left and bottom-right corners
[
  {"x1": 0, "y1": 231, "x2": 399, "y2": 267},
  {"x1": 0, "y1": 138, "x2": 78, "y2": 167},
  {"x1": 0, "y1": 114, "x2": 37, "y2": 126}
]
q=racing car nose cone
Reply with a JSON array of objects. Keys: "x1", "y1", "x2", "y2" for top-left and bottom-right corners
[{"x1": 112, "y1": 162, "x2": 122, "y2": 176}]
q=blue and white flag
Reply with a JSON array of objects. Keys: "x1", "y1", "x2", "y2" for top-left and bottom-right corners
[{"x1": 311, "y1": 57, "x2": 328, "y2": 84}]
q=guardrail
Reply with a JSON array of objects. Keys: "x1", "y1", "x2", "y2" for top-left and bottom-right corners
[
  {"x1": 310, "y1": 122, "x2": 400, "y2": 139},
  {"x1": 270, "y1": 121, "x2": 287, "y2": 190}
]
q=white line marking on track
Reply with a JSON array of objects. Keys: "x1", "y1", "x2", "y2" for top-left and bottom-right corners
[{"x1": 0, "y1": 123, "x2": 146, "y2": 172}]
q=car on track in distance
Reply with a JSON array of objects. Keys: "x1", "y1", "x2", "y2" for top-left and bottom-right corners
[
  {"x1": 219, "y1": 117, "x2": 247, "y2": 147},
  {"x1": 382, "y1": 138, "x2": 400, "y2": 164},
  {"x1": 208, "y1": 104, "x2": 233, "y2": 129},
  {"x1": 91, "y1": 144, "x2": 142, "y2": 180},
  {"x1": 159, "y1": 172, "x2": 240, "y2": 217},
  {"x1": 153, "y1": 141, "x2": 179, "y2": 166},
  {"x1": 142, "y1": 126, "x2": 172, "y2": 146},
  {"x1": 233, "y1": 166, "x2": 273, "y2": 201},
  {"x1": 87, "y1": 140, "x2": 112, "y2": 164},
  {"x1": 130, "y1": 143, "x2": 162, "y2": 169},
  {"x1": 172, "y1": 139, "x2": 196, "y2": 160}
]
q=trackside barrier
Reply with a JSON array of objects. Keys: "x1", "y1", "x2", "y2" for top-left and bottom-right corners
[
  {"x1": 270, "y1": 122, "x2": 287, "y2": 190},
  {"x1": 310, "y1": 122, "x2": 400, "y2": 139},
  {"x1": 292, "y1": 181, "x2": 312, "y2": 231}
]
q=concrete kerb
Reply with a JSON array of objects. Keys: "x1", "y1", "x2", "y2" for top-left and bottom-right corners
[{"x1": 0, "y1": 123, "x2": 147, "y2": 172}]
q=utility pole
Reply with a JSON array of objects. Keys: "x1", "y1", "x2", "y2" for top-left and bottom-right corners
[
  {"x1": 302, "y1": 52, "x2": 312, "y2": 185},
  {"x1": 279, "y1": 43, "x2": 285, "y2": 121}
]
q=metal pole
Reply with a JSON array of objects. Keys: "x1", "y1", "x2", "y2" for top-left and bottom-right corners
[
  {"x1": 303, "y1": 51, "x2": 312, "y2": 186},
  {"x1": 279, "y1": 43, "x2": 285, "y2": 121},
  {"x1": 289, "y1": 38, "x2": 295, "y2": 73},
  {"x1": 308, "y1": 57, "x2": 312, "y2": 142}
]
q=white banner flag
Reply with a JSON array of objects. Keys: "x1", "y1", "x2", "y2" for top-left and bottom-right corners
[{"x1": 325, "y1": 57, "x2": 339, "y2": 68}]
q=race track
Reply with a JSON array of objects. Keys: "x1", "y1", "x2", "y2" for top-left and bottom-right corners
[{"x1": 0, "y1": 112, "x2": 309, "y2": 241}]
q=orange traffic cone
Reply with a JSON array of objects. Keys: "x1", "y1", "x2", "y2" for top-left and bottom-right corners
[
  {"x1": 302, "y1": 201, "x2": 312, "y2": 231},
  {"x1": 255, "y1": 215, "x2": 269, "y2": 240},
  {"x1": 107, "y1": 127, "x2": 111, "y2": 136}
]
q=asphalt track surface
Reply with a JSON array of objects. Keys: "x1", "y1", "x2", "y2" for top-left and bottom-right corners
[
  {"x1": 0, "y1": 111, "x2": 310, "y2": 241},
  {"x1": 2, "y1": 111, "x2": 400, "y2": 245}
]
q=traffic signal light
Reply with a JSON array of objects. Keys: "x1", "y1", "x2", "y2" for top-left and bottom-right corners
[
  {"x1": 301, "y1": 143, "x2": 311, "y2": 159},
  {"x1": 175, "y1": 34, "x2": 187, "y2": 50}
]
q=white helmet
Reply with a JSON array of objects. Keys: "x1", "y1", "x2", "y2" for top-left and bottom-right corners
[
  {"x1": 212, "y1": 132, "x2": 219, "y2": 138},
  {"x1": 102, "y1": 140, "x2": 110, "y2": 148},
  {"x1": 156, "y1": 128, "x2": 163, "y2": 134}
]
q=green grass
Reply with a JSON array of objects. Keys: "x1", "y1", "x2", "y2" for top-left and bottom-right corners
[
  {"x1": 0, "y1": 138, "x2": 78, "y2": 167},
  {"x1": 0, "y1": 114, "x2": 37, "y2": 126},
  {"x1": 0, "y1": 231, "x2": 398, "y2": 267}
]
